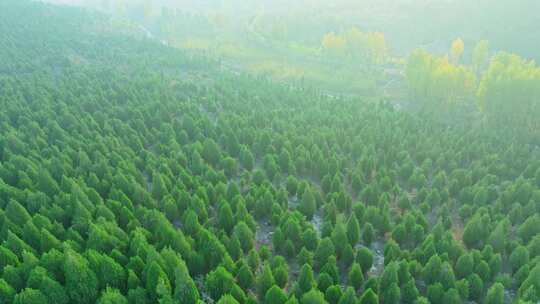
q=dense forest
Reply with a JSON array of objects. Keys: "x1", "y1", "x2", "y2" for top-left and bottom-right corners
[{"x1": 0, "y1": 1, "x2": 539, "y2": 304}]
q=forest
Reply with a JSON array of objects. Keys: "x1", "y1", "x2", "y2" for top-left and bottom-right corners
[
  {"x1": 0, "y1": 0, "x2": 539, "y2": 304},
  {"x1": 45, "y1": 0, "x2": 540, "y2": 98}
]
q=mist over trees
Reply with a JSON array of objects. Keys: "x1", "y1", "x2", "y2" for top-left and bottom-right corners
[{"x1": 1, "y1": 0, "x2": 539, "y2": 304}]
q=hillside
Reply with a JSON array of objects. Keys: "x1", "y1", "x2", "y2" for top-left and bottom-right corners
[{"x1": 0, "y1": 1, "x2": 539, "y2": 304}]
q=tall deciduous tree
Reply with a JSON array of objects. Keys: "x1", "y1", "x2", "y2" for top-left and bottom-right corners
[{"x1": 450, "y1": 38, "x2": 465, "y2": 64}]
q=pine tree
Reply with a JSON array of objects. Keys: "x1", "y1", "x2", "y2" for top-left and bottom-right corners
[
  {"x1": 273, "y1": 265, "x2": 289, "y2": 288},
  {"x1": 202, "y1": 138, "x2": 221, "y2": 166},
  {"x1": 146, "y1": 261, "x2": 171, "y2": 302},
  {"x1": 314, "y1": 238, "x2": 335, "y2": 269},
  {"x1": 300, "y1": 289, "x2": 326, "y2": 304},
  {"x1": 234, "y1": 221, "x2": 254, "y2": 253},
  {"x1": 218, "y1": 202, "x2": 235, "y2": 233},
  {"x1": 346, "y1": 215, "x2": 360, "y2": 246},
  {"x1": 97, "y1": 288, "x2": 128, "y2": 304},
  {"x1": 206, "y1": 266, "x2": 235, "y2": 301},
  {"x1": 317, "y1": 273, "x2": 333, "y2": 293},
  {"x1": 0, "y1": 279, "x2": 15, "y2": 304},
  {"x1": 257, "y1": 264, "x2": 275, "y2": 299},
  {"x1": 427, "y1": 283, "x2": 444, "y2": 304},
  {"x1": 337, "y1": 287, "x2": 357, "y2": 304},
  {"x1": 348, "y1": 263, "x2": 364, "y2": 290},
  {"x1": 382, "y1": 283, "x2": 401, "y2": 304},
  {"x1": 64, "y1": 251, "x2": 98, "y2": 304},
  {"x1": 13, "y1": 288, "x2": 48, "y2": 304},
  {"x1": 422, "y1": 255, "x2": 442, "y2": 285},
  {"x1": 485, "y1": 283, "x2": 504, "y2": 304},
  {"x1": 442, "y1": 288, "x2": 461, "y2": 304},
  {"x1": 0, "y1": 246, "x2": 19, "y2": 270},
  {"x1": 298, "y1": 264, "x2": 316, "y2": 295},
  {"x1": 324, "y1": 285, "x2": 342, "y2": 304},
  {"x1": 358, "y1": 289, "x2": 378, "y2": 304},
  {"x1": 265, "y1": 285, "x2": 287, "y2": 304},
  {"x1": 331, "y1": 223, "x2": 348, "y2": 257},
  {"x1": 37, "y1": 168, "x2": 60, "y2": 197},
  {"x1": 152, "y1": 173, "x2": 168, "y2": 201},
  {"x1": 379, "y1": 262, "x2": 399, "y2": 292},
  {"x1": 455, "y1": 253, "x2": 474, "y2": 279},
  {"x1": 217, "y1": 294, "x2": 240, "y2": 304},
  {"x1": 5, "y1": 200, "x2": 31, "y2": 225},
  {"x1": 362, "y1": 223, "x2": 374, "y2": 246},
  {"x1": 240, "y1": 146, "x2": 255, "y2": 171},
  {"x1": 402, "y1": 279, "x2": 419, "y2": 304},
  {"x1": 510, "y1": 245, "x2": 529, "y2": 273},
  {"x1": 173, "y1": 262, "x2": 199, "y2": 304},
  {"x1": 299, "y1": 188, "x2": 316, "y2": 220},
  {"x1": 355, "y1": 246, "x2": 373, "y2": 274},
  {"x1": 237, "y1": 263, "x2": 255, "y2": 290}
]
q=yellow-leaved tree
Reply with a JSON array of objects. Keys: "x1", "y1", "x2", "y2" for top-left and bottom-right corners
[
  {"x1": 477, "y1": 52, "x2": 540, "y2": 130},
  {"x1": 472, "y1": 40, "x2": 490, "y2": 74},
  {"x1": 449, "y1": 38, "x2": 465, "y2": 64},
  {"x1": 322, "y1": 27, "x2": 387, "y2": 64},
  {"x1": 321, "y1": 32, "x2": 347, "y2": 57},
  {"x1": 406, "y1": 49, "x2": 476, "y2": 111}
]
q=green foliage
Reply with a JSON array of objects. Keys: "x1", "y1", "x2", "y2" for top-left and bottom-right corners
[
  {"x1": 206, "y1": 266, "x2": 235, "y2": 301},
  {"x1": 265, "y1": 285, "x2": 288, "y2": 304},
  {"x1": 337, "y1": 287, "x2": 357, "y2": 304},
  {"x1": 455, "y1": 254, "x2": 473, "y2": 279},
  {"x1": 64, "y1": 251, "x2": 98, "y2": 304},
  {"x1": 380, "y1": 262, "x2": 399, "y2": 291},
  {"x1": 145, "y1": 261, "x2": 170, "y2": 301},
  {"x1": 234, "y1": 222, "x2": 254, "y2": 253},
  {"x1": 97, "y1": 288, "x2": 128, "y2": 304},
  {"x1": 518, "y1": 215, "x2": 540, "y2": 243},
  {"x1": 478, "y1": 53, "x2": 540, "y2": 128},
  {"x1": 348, "y1": 263, "x2": 364, "y2": 290},
  {"x1": 217, "y1": 294, "x2": 240, "y2": 304},
  {"x1": 314, "y1": 238, "x2": 335, "y2": 269},
  {"x1": 382, "y1": 283, "x2": 401, "y2": 304},
  {"x1": 442, "y1": 288, "x2": 461, "y2": 304},
  {"x1": 257, "y1": 264, "x2": 276, "y2": 299},
  {"x1": 519, "y1": 263, "x2": 540, "y2": 302},
  {"x1": 301, "y1": 289, "x2": 327, "y2": 304},
  {"x1": 358, "y1": 289, "x2": 378, "y2": 304},
  {"x1": 468, "y1": 274, "x2": 484, "y2": 302},
  {"x1": 409, "y1": 49, "x2": 472, "y2": 110},
  {"x1": 485, "y1": 283, "x2": 504, "y2": 304},
  {"x1": 298, "y1": 264, "x2": 316, "y2": 296},
  {"x1": 237, "y1": 263, "x2": 255, "y2": 290},
  {"x1": 13, "y1": 288, "x2": 48, "y2": 304},
  {"x1": 0, "y1": 2, "x2": 535, "y2": 303},
  {"x1": 362, "y1": 223, "x2": 375, "y2": 246},
  {"x1": 0, "y1": 279, "x2": 16, "y2": 304},
  {"x1": 173, "y1": 261, "x2": 199, "y2": 304},
  {"x1": 355, "y1": 246, "x2": 373, "y2": 274},
  {"x1": 402, "y1": 279, "x2": 419, "y2": 303},
  {"x1": 463, "y1": 214, "x2": 489, "y2": 248},
  {"x1": 299, "y1": 188, "x2": 317, "y2": 220},
  {"x1": 427, "y1": 283, "x2": 444, "y2": 304},
  {"x1": 346, "y1": 215, "x2": 360, "y2": 246}
]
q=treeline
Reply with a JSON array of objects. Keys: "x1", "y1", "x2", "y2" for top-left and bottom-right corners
[
  {"x1": 0, "y1": 1, "x2": 539, "y2": 304},
  {"x1": 321, "y1": 28, "x2": 388, "y2": 64},
  {"x1": 406, "y1": 40, "x2": 540, "y2": 131}
]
